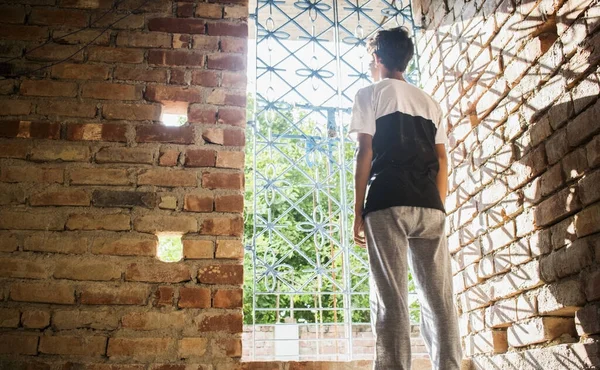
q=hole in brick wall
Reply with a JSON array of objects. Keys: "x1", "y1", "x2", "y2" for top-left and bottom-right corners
[
  {"x1": 161, "y1": 101, "x2": 188, "y2": 127},
  {"x1": 156, "y1": 234, "x2": 183, "y2": 263}
]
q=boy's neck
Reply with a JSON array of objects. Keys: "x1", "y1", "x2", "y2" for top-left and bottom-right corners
[{"x1": 381, "y1": 70, "x2": 406, "y2": 81}]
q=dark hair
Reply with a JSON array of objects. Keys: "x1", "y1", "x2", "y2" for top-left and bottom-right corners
[{"x1": 367, "y1": 27, "x2": 414, "y2": 72}]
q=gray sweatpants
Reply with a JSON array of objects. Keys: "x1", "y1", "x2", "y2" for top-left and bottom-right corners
[{"x1": 364, "y1": 206, "x2": 462, "y2": 370}]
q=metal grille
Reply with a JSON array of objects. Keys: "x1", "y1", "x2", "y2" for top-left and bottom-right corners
[{"x1": 244, "y1": 0, "x2": 420, "y2": 361}]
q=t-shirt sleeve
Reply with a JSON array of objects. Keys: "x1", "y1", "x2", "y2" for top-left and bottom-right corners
[
  {"x1": 434, "y1": 106, "x2": 448, "y2": 145},
  {"x1": 349, "y1": 87, "x2": 375, "y2": 138}
]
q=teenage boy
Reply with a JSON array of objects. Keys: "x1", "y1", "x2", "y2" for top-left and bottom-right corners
[{"x1": 350, "y1": 27, "x2": 462, "y2": 370}]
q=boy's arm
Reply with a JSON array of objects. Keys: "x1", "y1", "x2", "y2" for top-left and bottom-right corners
[
  {"x1": 435, "y1": 143, "x2": 448, "y2": 206},
  {"x1": 353, "y1": 134, "x2": 373, "y2": 247}
]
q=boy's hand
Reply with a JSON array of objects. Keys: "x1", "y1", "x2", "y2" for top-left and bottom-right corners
[{"x1": 354, "y1": 216, "x2": 366, "y2": 248}]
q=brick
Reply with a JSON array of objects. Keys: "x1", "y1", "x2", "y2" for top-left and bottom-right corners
[
  {"x1": 508, "y1": 317, "x2": 576, "y2": 347},
  {"x1": 117, "y1": 31, "x2": 172, "y2": 48},
  {"x1": 465, "y1": 330, "x2": 508, "y2": 356},
  {"x1": 0, "y1": 308, "x2": 19, "y2": 327},
  {"x1": 574, "y1": 202, "x2": 600, "y2": 237},
  {"x1": 170, "y1": 69, "x2": 188, "y2": 85},
  {"x1": 0, "y1": 5, "x2": 25, "y2": 23},
  {"x1": 216, "y1": 151, "x2": 244, "y2": 170},
  {"x1": 196, "y1": 2, "x2": 223, "y2": 18},
  {"x1": 537, "y1": 278, "x2": 586, "y2": 316},
  {"x1": 174, "y1": 33, "x2": 193, "y2": 48},
  {"x1": 0, "y1": 257, "x2": 49, "y2": 279},
  {"x1": 159, "y1": 149, "x2": 180, "y2": 166},
  {"x1": 221, "y1": 72, "x2": 246, "y2": 89},
  {"x1": 507, "y1": 143, "x2": 547, "y2": 190},
  {"x1": 481, "y1": 223, "x2": 516, "y2": 254},
  {"x1": 178, "y1": 337, "x2": 208, "y2": 358},
  {"x1": 103, "y1": 103, "x2": 162, "y2": 121},
  {"x1": 178, "y1": 287, "x2": 211, "y2": 308},
  {"x1": 198, "y1": 264, "x2": 243, "y2": 284},
  {"x1": 200, "y1": 216, "x2": 243, "y2": 236},
  {"x1": 24, "y1": 234, "x2": 88, "y2": 254},
  {"x1": 197, "y1": 313, "x2": 242, "y2": 333},
  {"x1": 107, "y1": 338, "x2": 176, "y2": 359},
  {"x1": 206, "y1": 88, "x2": 245, "y2": 106},
  {"x1": 93, "y1": 190, "x2": 157, "y2": 208},
  {"x1": 191, "y1": 71, "x2": 219, "y2": 88},
  {"x1": 20, "y1": 80, "x2": 77, "y2": 97},
  {"x1": 114, "y1": 67, "x2": 168, "y2": 83},
  {"x1": 37, "y1": 100, "x2": 98, "y2": 118},
  {"x1": 0, "y1": 120, "x2": 59, "y2": 139},
  {"x1": 91, "y1": 235, "x2": 157, "y2": 256},
  {"x1": 39, "y1": 336, "x2": 106, "y2": 356},
  {"x1": 138, "y1": 169, "x2": 198, "y2": 187},
  {"x1": 215, "y1": 194, "x2": 243, "y2": 212},
  {"x1": 61, "y1": 0, "x2": 114, "y2": 9},
  {"x1": 561, "y1": 147, "x2": 588, "y2": 182},
  {"x1": 0, "y1": 210, "x2": 66, "y2": 230},
  {"x1": 145, "y1": 85, "x2": 203, "y2": 103},
  {"x1": 0, "y1": 183, "x2": 25, "y2": 205},
  {"x1": 221, "y1": 37, "x2": 247, "y2": 54},
  {"x1": 148, "y1": 50, "x2": 205, "y2": 67},
  {"x1": 218, "y1": 107, "x2": 245, "y2": 126},
  {"x1": 67, "y1": 123, "x2": 127, "y2": 142},
  {"x1": 51, "y1": 63, "x2": 110, "y2": 80},
  {"x1": 550, "y1": 216, "x2": 577, "y2": 250},
  {"x1": 133, "y1": 215, "x2": 197, "y2": 233},
  {"x1": 0, "y1": 79, "x2": 15, "y2": 95},
  {"x1": 54, "y1": 258, "x2": 121, "y2": 281},
  {"x1": 66, "y1": 213, "x2": 131, "y2": 231},
  {"x1": 0, "y1": 334, "x2": 38, "y2": 355},
  {"x1": 585, "y1": 269, "x2": 600, "y2": 301},
  {"x1": 70, "y1": 168, "x2": 130, "y2": 185},
  {"x1": 148, "y1": 18, "x2": 206, "y2": 34},
  {"x1": 214, "y1": 338, "x2": 242, "y2": 358},
  {"x1": 52, "y1": 28, "x2": 111, "y2": 45},
  {"x1": 224, "y1": 5, "x2": 247, "y2": 19},
  {"x1": 159, "y1": 196, "x2": 177, "y2": 209},
  {"x1": 177, "y1": 2, "x2": 194, "y2": 17},
  {"x1": 540, "y1": 163, "x2": 564, "y2": 196},
  {"x1": 136, "y1": 125, "x2": 195, "y2": 144},
  {"x1": 10, "y1": 282, "x2": 74, "y2": 304},
  {"x1": 122, "y1": 311, "x2": 186, "y2": 330},
  {"x1": 183, "y1": 239, "x2": 214, "y2": 259},
  {"x1": 96, "y1": 147, "x2": 155, "y2": 165},
  {"x1": 91, "y1": 12, "x2": 145, "y2": 30},
  {"x1": 30, "y1": 144, "x2": 90, "y2": 162},
  {"x1": 0, "y1": 25, "x2": 48, "y2": 42},
  {"x1": 0, "y1": 142, "x2": 31, "y2": 158},
  {"x1": 184, "y1": 194, "x2": 213, "y2": 212},
  {"x1": 576, "y1": 302, "x2": 600, "y2": 336},
  {"x1": 587, "y1": 134, "x2": 600, "y2": 168},
  {"x1": 188, "y1": 104, "x2": 217, "y2": 124},
  {"x1": 125, "y1": 262, "x2": 191, "y2": 283},
  {"x1": 202, "y1": 172, "x2": 243, "y2": 190},
  {"x1": 154, "y1": 286, "x2": 175, "y2": 307},
  {"x1": 82, "y1": 82, "x2": 141, "y2": 100},
  {"x1": 567, "y1": 100, "x2": 600, "y2": 147},
  {"x1": 184, "y1": 149, "x2": 216, "y2": 168},
  {"x1": 534, "y1": 186, "x2": 581, "y2": 227},
  {"x1": 21, "y1": 310, "x2": 50, "y2": 329},
  {"x1": 216, "y1": 239, "x2": 243, "y2": 259},
  {"x1": 52, "y1": 310, "x2": 119, "y2": 330},
  {"x1": 207, "y1": 53, "x2": 246, "y2": 71},
  {"x1": 30, "y1": 189, "x2": 90, "y2": 206},
  {"x1": 207, "y1": 21, "x2": 248, "y2": 37},
  {"x1": 0, "y1": 100, "x2": 32, "y2": 116},
  {"x1": 88, "y1": 46, "x2": 144, "y2": 63},
  {"x1": 213, "y1": 288, "x2": 242, "y2": 308},
  {"x1": 203, "y1": 128, "x2": 245, "y2": 146},
  {"x1": 80, "y1": 285, "x2": 149, "y2": 305},
  {"x1": 30, "y1": 7, "x2": 88, "y2": 27}
]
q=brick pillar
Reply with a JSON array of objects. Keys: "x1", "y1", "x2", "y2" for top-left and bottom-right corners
[
  {"x1": 0, "y1": 0, "x2": 248, "y2": 369},
  {"x1": 414, "y1": 0, "x2": 600, "y2": 367}
]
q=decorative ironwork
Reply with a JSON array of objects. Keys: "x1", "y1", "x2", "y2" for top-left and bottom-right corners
[{"x1": 245, "y1": 0, "x2": 420, "y2": 361}]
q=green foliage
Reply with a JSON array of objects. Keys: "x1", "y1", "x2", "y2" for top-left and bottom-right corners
[
  {"x1": 243, "y1": 93, "x2": 421, "y2": 326},
  {"x1": 157, "y1": 235, "x2": 183, "y2": 262}
]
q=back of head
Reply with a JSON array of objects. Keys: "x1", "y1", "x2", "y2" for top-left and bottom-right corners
[{"x1": 368, "y1": 27, "x2": 414, "y2": 73}]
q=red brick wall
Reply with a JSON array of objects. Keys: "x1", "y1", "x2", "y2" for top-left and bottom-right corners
[
  {"x1": 414, "y1": 0, "x2": 600, "y2": 366},
  {"x1": 0, "y1": 0, "x2": 248, "y2": 368}
]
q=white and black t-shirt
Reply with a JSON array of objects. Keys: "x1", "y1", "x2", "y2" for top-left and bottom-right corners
[{"x1": 350, "y1": 78, "x2": 447, "y2": 215}]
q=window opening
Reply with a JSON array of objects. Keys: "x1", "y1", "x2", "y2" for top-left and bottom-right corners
[
  {"x1": 161, "y1": 101, "x2": 188, "y2": 127},
  {"x1": 157, "y1": 234, "x2": 183, "y2": 263},
  {"x1": 244, "y1": 0, "x2": 421, "y2": 361}
]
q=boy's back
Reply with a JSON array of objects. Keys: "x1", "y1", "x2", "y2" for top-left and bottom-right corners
[{"x1": 350, "y1": 79, "x2": 447, "y2": 215}]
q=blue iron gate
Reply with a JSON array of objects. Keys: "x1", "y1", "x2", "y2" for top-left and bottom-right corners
[{"x1": 245, "y1": 0, "x2": 419, "y2": 361}]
